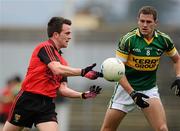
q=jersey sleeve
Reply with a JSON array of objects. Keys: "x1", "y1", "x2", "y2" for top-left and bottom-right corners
[
  {"x1": 116, "y1": 36, "x2": 130, "y2": 62},
  {"x1": 164, "y1": 36, "x2": 177, "y2": 57},
  {"x1": 38, "y1": 45, "x2": 58, "y2": 65},
  {"x1": 61, "y1": 77, "x2": 68, "y2": 82}
]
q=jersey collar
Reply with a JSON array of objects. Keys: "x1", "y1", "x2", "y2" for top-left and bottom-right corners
[
  {"x1": 48, "y1": 39, "x2": 58, "y2": 51},
  {"x1": 48, "y1": 39, "x2": 63, "y2": 54}
]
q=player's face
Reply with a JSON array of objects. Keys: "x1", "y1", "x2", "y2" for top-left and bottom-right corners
[
  {"x1": 57, "y1": 24, "x2": 72, "y2": 48},
  {"x1": 138, "y1": 14, "x2": 157, "y2": 39}
]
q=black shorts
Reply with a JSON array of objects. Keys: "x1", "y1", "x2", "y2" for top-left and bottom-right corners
[{"x1": 8, "y1": 91, "x2": 57, "y2": 128}]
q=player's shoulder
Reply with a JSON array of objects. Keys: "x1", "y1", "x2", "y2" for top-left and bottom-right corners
[
  {"x1": 31, "y1": 40, "x2": 53, "y2": 55},
  {"x1": 120, "y1": 28, "x2": 137, "y2": 42},
  {"x1": 40, "y1": 40, "x2": 52, "y2": 47},
  {"x1": 155, "y1": 29, "x2": 173, "y2": 42},
  {"x1": 36, "y1": 40, "x2": 53, "y2": 49},
  {"x1": 124, "y1": 28, "x2": 137, "y2": 37}
]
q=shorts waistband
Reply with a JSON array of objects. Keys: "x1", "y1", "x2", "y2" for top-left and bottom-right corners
[{"x1": 23, "y1": 91, "x2": 54, "y2": 102}]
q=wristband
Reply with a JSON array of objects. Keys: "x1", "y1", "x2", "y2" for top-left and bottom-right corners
[
  {"x1": 129, "y1": 90, "x2": 136, "y2": 98},
  {"x1": 81, "y1": 69, "x2": 84, "y2": 77},
  {"x1": 176, "y1": 76, "x2": 180, "y2": 80},
  {"x1": 81, "y1": 92, "x2": 86, "y2": 99}
]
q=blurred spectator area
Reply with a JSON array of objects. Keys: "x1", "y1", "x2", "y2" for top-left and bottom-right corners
[
  {"x1": 0, "y1": 23, "x2": 180, "y2": 47},
  {"x1": 0, "y1": 0, "x2": 180, "y2": 44},
  {"x1": 1, "y1": 0, "x2": 180, "y2": 43}
]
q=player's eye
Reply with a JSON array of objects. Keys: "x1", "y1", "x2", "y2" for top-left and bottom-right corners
[
  {"x1": 140, "y1": 20, "x2": 145, "y2": 23},
  {"x1": 146, "y1": 20, "x2": 152, "y2": 24},
  {"x1": 65, "y1": 31, "x2": 71, "y2": 35}
]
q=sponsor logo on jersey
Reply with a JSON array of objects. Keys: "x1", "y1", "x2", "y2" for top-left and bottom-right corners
[
  {"x1": 132, "y1": 48, "x2": 141, "y2": 53},
  {"x1": 126, "y1": 54, "x2": 160, "y2": 71}
]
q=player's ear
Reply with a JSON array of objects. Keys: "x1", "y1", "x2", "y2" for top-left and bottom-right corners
[
  {"x1": 53, "y1": 32, "x2": 60, "y2": 38},
  {"x1": 155, "y1": 19, "x2": 158, "y2": 26}
]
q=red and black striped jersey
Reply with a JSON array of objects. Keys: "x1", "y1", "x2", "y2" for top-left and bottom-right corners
[{"x1": 21, "y1": 39, "x2": 68, "y2": 97}]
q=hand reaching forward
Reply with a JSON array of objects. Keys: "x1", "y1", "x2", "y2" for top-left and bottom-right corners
[
  {"x1": 81, "y1": 85, "x2": 102, "y2": 99},
  {"x1": 81, "y1": 63, "x2": 103, "y2": 80},
  {"x1": 81, "y1": 63, "x2": 96, "y2": 76},
  {"x1": 84, "y1": 71, "x2": 103, "y2": 80}
]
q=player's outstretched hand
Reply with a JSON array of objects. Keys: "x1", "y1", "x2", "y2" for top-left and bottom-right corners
[
  {"x1": 130, "y1": 90, "x2": 149, "y2": 108},
  {"x1": 84, "y1": 71, "x2": 103, "y2": 80},
  {"x1": 171, "y1": 77, "x2": 180, "y2": 96},
  {"x1": 81, "y1": 85, "x2": 102, "y2": 99},
  {"x1": 81, "y1": 63, "x2": 96, "y2": 76}
]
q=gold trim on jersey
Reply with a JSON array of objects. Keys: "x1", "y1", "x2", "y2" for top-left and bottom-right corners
[
  {"x1": 165, "y1": 47, "x2": 177, "y2": 57},
  {"x1": 144, "y1": 37, "x2": 154, "y2": 45},
  {"x1": 116, "y1": 50, "x2": 128, "y2": 60},
  {"x1": 136, "y1": 29, "x2": 141, "y2": 37},
  {"x1": 126, "y1": 54, "x2": 160, "y2": 71}
]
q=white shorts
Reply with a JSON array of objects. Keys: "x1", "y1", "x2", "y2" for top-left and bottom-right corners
[{"x1": 109, "y1": 84, "x2": 160, "y2": 113}]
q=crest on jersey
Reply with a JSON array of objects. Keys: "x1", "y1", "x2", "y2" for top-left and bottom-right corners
[
  {"x1": 14, "y1": 114, "x2": 21, "y2": 123},
  {"x1": 156, "y1": 49, "x2": 163, "y2": 55}
]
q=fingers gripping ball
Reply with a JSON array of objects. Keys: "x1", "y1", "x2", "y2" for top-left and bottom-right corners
[{"x1": 101, "y1": 58, "x2": 125, "y2": 82}]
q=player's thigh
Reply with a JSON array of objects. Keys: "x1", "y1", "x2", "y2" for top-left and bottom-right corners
[
  {"x1": 36, "y1": 121, "x2": 58, "y2": 131},
  {"x1": 101, "y1": 108, "x2": 126, "y2": 131},
  {"x1": 3, "y1": 121, "x2": 24, "y2": 131},
  {"x1": 142, "y1": 98, "x2": 168, "y2": 130}
]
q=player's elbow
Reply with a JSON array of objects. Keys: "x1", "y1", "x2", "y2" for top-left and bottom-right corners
[
  {"x1": 48, "y1": 61, "x2": 66, "y2": 75},
  {"x1": 171, "y1": 53, "x2": 180, "y2": 63},
  {"x1": 157, "y1": 124, "x2": 168, "y2": 131},
  {"x1": 59, "y1": 84, "x2": 69, "y2": 97},
  {"x1": 51, "y1": 69, "x2": 60, "y2": 75}
]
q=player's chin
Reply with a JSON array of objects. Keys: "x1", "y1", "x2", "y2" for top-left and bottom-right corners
[
  {"x1": 141, "y1": 32, "x2": 149, "y2": 36},
  {"x1": 63, "y1": 43, "x2": 68, "y2": 48}
]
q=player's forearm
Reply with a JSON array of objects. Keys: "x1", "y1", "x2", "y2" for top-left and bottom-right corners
[
  {"x1": 175, "y1": 57, "x2": 180, "y2": 77},
  {"x1": 59, "y1": 82, "x2": 82, "y2": 98},
  {"x1": 119, "y1": 75, "x2": 134, "y2": 94},
  {"x1": 48, "y1": 61, "x2": 81, "y2": 76},
  {"x1": 60, "y1": 88, "x2": 82, "y2": 98},
  {"x1": 172, "y1": 53, "x2": 180, "y2": 77},
  {"x1": 57, "y1": 65, "x2": 81, "y2": 76}
]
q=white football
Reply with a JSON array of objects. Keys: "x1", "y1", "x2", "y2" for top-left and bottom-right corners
[{"x1": 101, "y1": 58, "x2": 125, "y2": 82}]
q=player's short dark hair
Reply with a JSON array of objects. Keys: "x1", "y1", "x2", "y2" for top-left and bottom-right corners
[
  {"x1": 138, "y1": 6, "x2": 158, "y2": 21},
  {"x1": 47, "y1": 17, "x2": 72, "y2": 38}
]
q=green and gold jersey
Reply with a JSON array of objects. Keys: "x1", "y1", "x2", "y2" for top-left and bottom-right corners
[{"x1": 116, "y1": 28, "x2": 177, "y2": 91}]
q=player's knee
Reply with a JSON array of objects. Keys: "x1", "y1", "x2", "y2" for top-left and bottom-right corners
[
  {"x1": 101, "y1": 125, "x2": 117, "y2": 131},
  {"x1": 157, "y1": 124, "x2": 168, "y2": 131},
  {"x1": 100, "y1": 127, "x2": 113, "y2": 131}
]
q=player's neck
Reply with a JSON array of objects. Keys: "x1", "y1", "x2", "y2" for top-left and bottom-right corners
[
  {"x1": 144, "y1": 36, "x2": 153, "y2": 41},
  {"x1": 143, "y1": 32, "x2": 154, "y2": 40},
  {"x1": 49, "y1": 38, "x2": 60, "y2": 50}
]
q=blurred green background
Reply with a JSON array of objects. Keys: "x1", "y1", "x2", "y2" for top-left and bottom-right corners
[{"x1": 0, "y1": 0, "x2": 180, "y2": 131}]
